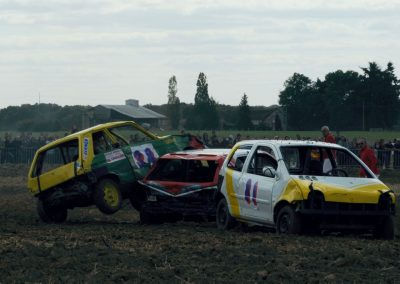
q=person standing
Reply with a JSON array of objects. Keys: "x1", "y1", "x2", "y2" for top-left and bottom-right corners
[
  {"x1": 359, "y1": 138, "x2": 379, "y2": 177},
  {"x1": 321, "y1": 126, "x2": 336, "y2": 173}
]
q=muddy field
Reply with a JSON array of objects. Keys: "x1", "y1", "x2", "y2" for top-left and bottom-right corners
[{"x1": 1, "y1": 165, "x2": 400, "y2": 283}]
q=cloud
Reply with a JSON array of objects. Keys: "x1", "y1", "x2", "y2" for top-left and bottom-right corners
[{"x1": 0, "y1": 0, "x2": 399, "y2": 108}]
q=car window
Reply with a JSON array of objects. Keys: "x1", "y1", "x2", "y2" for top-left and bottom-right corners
[
  {"x1": 187, "y1": 160, "x2": 218, "y2": 182},
  {"x1": 93, "y1": 131, "x2": 113, "y2": 155},
  {"x1": 280, "y1": 146, "x2": 373, "y2": 178},
  {"x1": 108, "y1": 124, "x2": 153, "y2": 145},
  {"x1": 33, "y1": 139, "x2": 79, "y2": 177},
  {"x1": 147, "y1": 159, "x2": 186, "y2": 182},
  {"x1": 227, "y1": 145, "x2": 252, "y2": 172},
  {"x1": 247, "y1": 146, "x2": 277, "y2": 176}
]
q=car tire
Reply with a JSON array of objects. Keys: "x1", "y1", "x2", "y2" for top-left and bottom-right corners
[
  {"x1": 374, "y1": 216, "x2": 395, "y2": 240},
  {"x1": 140, "y1": 207, "x2": 160, "y2": 225},
  {"x1": 277, "y1": 205, "x2": 302, "y2": 234},
  {"x1": 129, "y1": 188, "x2": 146, "y2": 212},
  {"x1": 94, "y1": 179, "x2": 122, "y2": 215},
  {"x1": 216, "y1": 198, "x2": 236, "y2": 230},
  {"x1": 37, "y1": 199, "x2": 67, "y2": 223}
]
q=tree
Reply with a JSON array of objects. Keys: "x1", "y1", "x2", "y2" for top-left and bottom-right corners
[
  {"x1": 166, "y1": 75, "x2": 181, "y2": 129},
  {"x1": 278, "y1": 73, "x2": 318, "y2": 130},
  {"x1": 236, "y1": 93, "x2": 252, "y2": 130},
  {"x1": 187, "y1": 72, "x2": 219, "y2": 130}
]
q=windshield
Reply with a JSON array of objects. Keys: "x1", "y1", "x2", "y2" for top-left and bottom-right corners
[
  {"x1": 108, "y1": 124, "x2": 154, "y2": 145},
  {"x1": 280, "y1": 146, "x2": 373, "y2": 178},
  {"x1": 147, "y1": 158, "x2": 219, "y2": 183}
]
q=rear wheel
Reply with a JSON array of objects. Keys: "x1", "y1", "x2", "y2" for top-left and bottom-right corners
[
  {"x1": 94, "y1": 179, "x2": 122, "y2": 215},
  {"x1": 37, "y1": 199, "x2": 67, "y2": 223},
  {"x1": 216, "y1": 198, "x2": 236, "y2": 230},
  {"x1": 374, "y1": 216, "x2": 395, "y2": 240},
  {"x1": 276, "y1": 205, "x2": 302, "y2": 234}
]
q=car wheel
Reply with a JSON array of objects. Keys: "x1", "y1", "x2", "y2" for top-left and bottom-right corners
[
  {"x1": 129, "y1": 189, "x2": 146, "y2": 212},
  {"x1": 139, "y1": 207, "x2": 160, "y2": 225},
  {"x1": 37, "y1": 199, "x2": 67, "y2": 223},
  {"x1": 216, "y1": 198, "x2": 236, "y2": 230},
  {"x1": 277, "y1": 205, "x2": 302, "y2": 234},
  {"x1": 94, "y1": 179, "x2": 122, "y2": 215},
  {"x1": 374, "y1": 216, "x2": 395, "y2": 240}
]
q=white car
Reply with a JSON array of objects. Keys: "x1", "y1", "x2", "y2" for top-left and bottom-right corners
[{"x1": 216, "y1": 140, "x2": 396, "y2": 239}]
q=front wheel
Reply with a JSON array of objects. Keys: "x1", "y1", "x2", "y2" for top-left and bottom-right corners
[
  {"x1": 37, "y1": 199, "x2": 67, "y2": 223},
  {"x1": 94, "y1": 179, "x2": 122, "y2": 215},
  {"x1": 276, "y1": 205, "x2": 302, "y2": 234},
  {"x1": 216, "y1": 198, "x2": 236, "y2": 230}
]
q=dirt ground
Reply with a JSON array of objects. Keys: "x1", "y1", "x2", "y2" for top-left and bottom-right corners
[{"x1": 1, "y1": 165, "x2": 400, "y2": 283}]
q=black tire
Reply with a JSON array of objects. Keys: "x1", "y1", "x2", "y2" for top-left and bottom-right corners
[
  {"x1": 139, "y1": 207, "x2": 160, "y2": 225},
  {"x1": 37, "y1": 199, "x2": 67, "y2": 224},
  {"x1": 374, "y1": 216, "x2": 395, "y2": 240},
  {"x1": 216, "y1": 198, "x2": 236, "y2": 230},
  {"x1": 129, "y1": 189, "x2": 146, "y2": 212},
  {"x1": 94, "y1": 179, "x2": 122, "y2": 215},
  {"x1": 276, "y1": 205, "x2": 302, "y2": 234}
]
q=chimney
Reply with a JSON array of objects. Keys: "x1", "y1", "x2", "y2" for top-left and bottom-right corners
[{"x1": 125, "y1": 99, "x2": 139, "y2": 107}]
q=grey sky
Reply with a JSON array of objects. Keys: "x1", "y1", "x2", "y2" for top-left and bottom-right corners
[{"x1": 0, "y1": 0, "x2": 399, "y2": 108}]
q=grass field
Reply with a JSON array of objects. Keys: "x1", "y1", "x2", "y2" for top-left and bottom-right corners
[
  {"x1": 2, "y1": 130, "x2": 400, "y2": 144},
  {"x1": 1, "y1": 165, "x2": 400, "y2": 282}
]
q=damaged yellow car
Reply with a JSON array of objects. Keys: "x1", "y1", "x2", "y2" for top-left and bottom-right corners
[
  {"x1": 216, "y1": 140, "x2": 396, "y2": 239},
  {"x1": 27, "y1": 121, "x2": 203, "y2": 223}
]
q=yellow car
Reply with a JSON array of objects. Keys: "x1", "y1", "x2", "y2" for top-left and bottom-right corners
[
  {"x1": 27, "y1": 121, "x2": 203, "y2": 223},
  {"x1": 216, "y1": 140, "x2": 396, "y2": 239}
]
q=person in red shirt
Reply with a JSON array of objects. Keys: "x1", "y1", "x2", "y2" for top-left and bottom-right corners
[
  {"x1": 321, "y1": 126, "x2": 336, "y2": 144},
  {"x1": 359, "y1": 138, "x2": 379, "y2": 177},
  {"x1": 321, "y1": 126, "x2": 336, "y2": 173}
]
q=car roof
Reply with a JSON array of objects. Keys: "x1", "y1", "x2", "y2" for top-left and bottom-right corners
[
  {"x1": 36, "y1": 121, "x2": 156, "y2": 152},
  {"x1": 236, "y1": 139, "x2": 344, "y2": 149},
  {"x1": 161, "y1": 148, "x2": 230, "y2": 160}
]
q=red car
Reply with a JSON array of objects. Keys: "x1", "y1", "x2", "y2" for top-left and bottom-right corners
[{"x1": 137, "y1": 149, "x2": 229, "y2": 224}]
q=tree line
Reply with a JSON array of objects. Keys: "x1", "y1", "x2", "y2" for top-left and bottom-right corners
[
  {"x1": 1, "y1": 61, "x2": 398, "y2": 132},
  {"x1": 279, "y1": 62, "x2": 400, "y2": 130}
]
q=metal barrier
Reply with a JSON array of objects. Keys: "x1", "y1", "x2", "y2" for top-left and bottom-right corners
[{"x1": 1, "y1": 147, "x2": 400, "y2": 168}]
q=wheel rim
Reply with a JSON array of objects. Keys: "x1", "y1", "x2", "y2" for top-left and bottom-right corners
[
  {"x1": 218, "y1": 202, "x2": 228, "y2": 226},
  {"x1": 103, "y1": 182, "x2": 119, "y2": 207},
  {"x1": 279, "y1": 213, "x2": 290, "y2": 233}
]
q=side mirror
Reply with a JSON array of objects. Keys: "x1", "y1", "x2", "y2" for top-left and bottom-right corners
[{"x1": 262, "y1": 166, "x2": 276, "y2": 178}]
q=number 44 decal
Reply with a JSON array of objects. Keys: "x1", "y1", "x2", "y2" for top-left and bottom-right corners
[{"x1": 245, "y1": 179, "x2": 258, "y2": 206}]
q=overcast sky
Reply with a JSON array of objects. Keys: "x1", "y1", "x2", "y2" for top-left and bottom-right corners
[{"x1": 0, "y1": 0, "x2": 399, "y2": 109}]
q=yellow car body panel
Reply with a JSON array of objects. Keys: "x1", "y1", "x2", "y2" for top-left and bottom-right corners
[
  {"x1": 27, "y1": 121, "x2": 160, "y2": 195},
  {"x1": 277, "y1": 178, "x2": 395, "y2": 205}
]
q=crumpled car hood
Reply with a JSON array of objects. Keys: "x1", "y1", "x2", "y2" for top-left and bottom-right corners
[
  {"x1": 291, "y1": 176, "x2": 394, "y2": 204},
  {"x1": 139, "y1": 180, "x2": 217, "y2": 197}
]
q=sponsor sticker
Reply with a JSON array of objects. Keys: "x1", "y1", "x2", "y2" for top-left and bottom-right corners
[
  {"x1": 105, "y1": 149, "x2": 126, "y2": 164},
  {"x1": 131, "y1": 143, "x2": 159, "y2": 168},
  {"x1": 83, "y1": 137, "x2": 89, "y2": 160}
]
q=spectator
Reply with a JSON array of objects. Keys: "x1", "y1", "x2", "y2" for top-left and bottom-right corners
[
  {"x1": 202, "y1": 132, "x2": 209, "y2": 146},
  {"x1": 358, "y1": 138, "x2": 379, "y2": 177},
  {"x1": 321, "y1": 126, "x2": 335, "y2": 173}
]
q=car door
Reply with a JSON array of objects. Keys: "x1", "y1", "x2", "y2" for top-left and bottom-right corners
[
  {"x1": 36, "y1": 139, "x2": 79, "y2": 191},
  {"x1": 223, "y1": 145, "x2": 252, "y2": 218},
  {"x1": 239, "y1": 145, "x2": 278, "y2": 223}
]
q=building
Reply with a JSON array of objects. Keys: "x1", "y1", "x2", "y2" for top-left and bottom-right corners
[{"x1": 86, "y1": 99, "x2": 168, "y2": 129}]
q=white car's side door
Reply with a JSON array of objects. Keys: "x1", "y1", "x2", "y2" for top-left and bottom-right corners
[
  {"x1": 239, "y1": 145, "x2": 278, "y2": 223},
  {"x1": 223, "y1": 146, "x2": 252, "y2": 218}
]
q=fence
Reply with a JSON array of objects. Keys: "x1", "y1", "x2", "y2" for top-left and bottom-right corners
[{"x1": 0, "y1": 147, "x2": 400, "y2": 169}]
